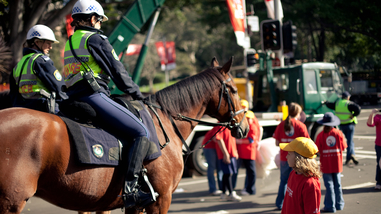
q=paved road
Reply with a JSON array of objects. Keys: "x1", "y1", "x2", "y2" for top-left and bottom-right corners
[{"x1": 22, "y1": 107, "x2": 381, "y2": 214}]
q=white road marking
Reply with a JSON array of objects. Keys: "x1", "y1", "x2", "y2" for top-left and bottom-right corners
[
  {"x1": 354, "y1": 135, "x2": 376, "y2": 140},
  {"x1": 206, "y1": 211, "x2": 229, "y2": 214},
  {"x1": 357, "y1": 117, "x2": 369, "y2": 121},
  {"x1": 355, "y1": 150, "x2": 376, "y2": 155},
  {"x1": 342, "y1": 182, "x2": 375, "y2": 190}
]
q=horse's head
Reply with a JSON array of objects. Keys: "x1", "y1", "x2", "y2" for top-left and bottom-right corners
[{"x1": 208, "y1": 57, "x2": 249, "y2": 139}]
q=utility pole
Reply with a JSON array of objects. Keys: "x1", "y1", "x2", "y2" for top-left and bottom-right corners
[
  {"x1": 274, "y1": 0, "x2": 284, "y2": 67},
  {"x1": 242, "y1": 0, "x2": 253, "y2": 108}
]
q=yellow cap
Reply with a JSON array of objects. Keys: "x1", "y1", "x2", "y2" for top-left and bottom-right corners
[
  {"x1": 241, "y1": 99, "x2": 249, "y2": 108},
  {"x1": 279, "y1": 137, "x2": 318, "y2": 159},
  {"x1": 246, "y1": 111, "x2": 255, "y2": 119}
]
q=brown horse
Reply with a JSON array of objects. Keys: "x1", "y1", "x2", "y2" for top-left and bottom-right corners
[{"x1": 0, "y1": 57, "x2": 249, "y2": 214}]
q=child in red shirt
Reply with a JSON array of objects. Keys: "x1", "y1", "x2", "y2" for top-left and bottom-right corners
[
  {"x1": 280, "y1": 137, "x2": 321, "y2": 214},
  {"x1": 236, "y1": 110, "x2": 262, "y2": 195},
  {"x1": 316, "y1": 112, "x2": 347, "y2": 212},
  {"x1": 214, "y1": 126, "x2": 241, "y2": 201},
  {"x1": 203, "y1": 126, "x2": 224, "y2": 195},
  {"x1": 273, "y1": 102, "x2": 310, "y2": 209}
]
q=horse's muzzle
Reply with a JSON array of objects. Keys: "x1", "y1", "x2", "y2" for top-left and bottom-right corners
[{"x1": 231, "y1": 124, "x2": 249, "y2": 139}]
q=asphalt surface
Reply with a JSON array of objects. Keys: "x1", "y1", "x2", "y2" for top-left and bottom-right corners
[{"x1": 21, "y1": 106, "x2": 381, "y2": 214}]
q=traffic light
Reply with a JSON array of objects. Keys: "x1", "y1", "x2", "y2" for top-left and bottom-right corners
[
  {"x1": 261, "y1": 20, "x2": 281, "y2": 51},
  {"x1": 246, "y1": 51, "x2": 259, "y2": 67},
  {"x1": 282, "y1": 21, "x2": 297, "y2": 53}
]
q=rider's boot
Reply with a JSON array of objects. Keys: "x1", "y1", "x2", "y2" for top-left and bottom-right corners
[{"x1": 122, "y1": 136, "x2": 158, "y2": 208}]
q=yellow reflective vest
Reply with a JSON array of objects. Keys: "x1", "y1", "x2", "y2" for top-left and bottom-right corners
[
  {"x1": 63, "y1": 30, "x2": 108, "y2": 88},
  {"x1": 13, "y1": 53, "x2": 50, "y2": 99},
  {"x1": 335, "y1": 99, "x2": 357, "y2": 124}
]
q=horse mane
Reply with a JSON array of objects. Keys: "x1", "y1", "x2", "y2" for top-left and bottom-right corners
[{"x1": 150, "y1": 67, "x2": 225, "y2": 115}]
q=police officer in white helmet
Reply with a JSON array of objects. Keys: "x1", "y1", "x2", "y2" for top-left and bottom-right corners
[
  {"x1": 64, "y1": 0, "x2": 158, "y2": 208},
  {"x1": 9, "y1": 24, "x2": 68, "y2": 114}
]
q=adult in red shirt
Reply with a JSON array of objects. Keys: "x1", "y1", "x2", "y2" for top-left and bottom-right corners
[
  {"x1": 280, "y1": 137, "x2": 321, "y2": 214},
  {"x1": 273, "y1": 102, "x2": 310, "y2": 210},
  {"x1": 316, "y1": 112, "x2": 347, "y2": 213},
  {"x1": 236, "y1": 110, "x2": 262, "y2": 195},
  {"x1": 215, "y1": 126, "x2": 241, "y2": 201},
  {"x1": 366, "y1": 109, "x2": 381, "y2": 190}
]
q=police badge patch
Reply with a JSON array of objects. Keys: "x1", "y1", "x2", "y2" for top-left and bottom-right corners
[
  {"x1": 112, "y1": 49, "x2": 120, "y2": 61},
  {"x1": 92, "y1": 144, "x2": 104, "y2": 158},
  {"x1": 54, "y1": 70, "x2": 62, "y2": 81}
]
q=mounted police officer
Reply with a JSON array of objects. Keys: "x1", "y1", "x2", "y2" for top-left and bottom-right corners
[
  {"x1": 64, "y1": 0, "x2": 157, "y2": 208},
  {"x1": 10, "y1": 24, "x2": 68, "y2": 114},
  {"x1": 325, "y1": 91, "x2": 361, "y2": 165}
]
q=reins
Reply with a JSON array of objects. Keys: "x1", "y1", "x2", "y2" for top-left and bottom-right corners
[{"x1": 143, "y1": 75, "x2": 246, "y2": 162}]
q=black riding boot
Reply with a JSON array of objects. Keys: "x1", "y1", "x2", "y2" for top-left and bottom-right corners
[{"x1": 122, "y1": 136, "x2": 158, "y2": 208}]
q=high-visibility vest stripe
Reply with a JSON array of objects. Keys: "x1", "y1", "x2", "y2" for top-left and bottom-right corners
[{"x1": 13, "y1": 53, "x2": 51, "y2": 99}]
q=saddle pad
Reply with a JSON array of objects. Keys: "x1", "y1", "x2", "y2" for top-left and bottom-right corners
[
  {"x1": 60, "y1": 101, "x2": 162, "y2": 166},
  {"x1": 61, "y1": 117, "x2": 120, "y2": 166}
]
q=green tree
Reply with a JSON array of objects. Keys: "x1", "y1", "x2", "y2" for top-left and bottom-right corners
[
  {"x1": 0, "y1": 0, "x2": 77, "y2": 65},
  {"x1": 283, "y1": 0, "x2": 381, "y2": 69}
]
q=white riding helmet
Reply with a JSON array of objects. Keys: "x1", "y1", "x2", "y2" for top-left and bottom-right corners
[
  {"x1": 27, "y1": 25, "x2": 59, "y2": 43},
  {"x1": 72, "y1": 0, "x2": 108, "y2": 21}
]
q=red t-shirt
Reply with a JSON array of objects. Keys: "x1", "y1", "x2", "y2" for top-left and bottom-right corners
[
  {"x1": 237, "y1": 122, "x2": 259, "y2": 160},
  {"x1": 315, "y1": 128, "x2": 347, "y2": 174},
  {"x1": 273, "y1": 119, "x2": 310, "y2": 161},
  {"x1": 214, "y1": 127, "x2": 238, "y2": 160},
  {"x1": 367, "y1": 114, "x2": 381, "y2": 147},
  {"x1": 282, "y1": 171, "x2": 321, "y2": 214},
  {"x1": 202, "y1": 126, "x2": 222, "y2": 149}
]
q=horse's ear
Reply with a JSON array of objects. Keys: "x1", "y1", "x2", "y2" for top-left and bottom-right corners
[
  {"x1": 211, "y1": 57, "x2": 219, "y2": 67},
  {"x1": 220, "y1": 56, "x2": 234, "y2": 74}
]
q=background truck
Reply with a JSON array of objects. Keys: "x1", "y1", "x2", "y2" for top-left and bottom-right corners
[{"x1": 343, "y1": 72, "x2": 381, "y2": 105}]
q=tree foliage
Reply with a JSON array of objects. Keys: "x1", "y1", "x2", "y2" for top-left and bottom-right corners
[{"x1": 1, "y1": 0, "x2": 381, "y2": 86}]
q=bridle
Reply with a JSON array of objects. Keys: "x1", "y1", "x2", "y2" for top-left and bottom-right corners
[
  {"x1": 144, "y1": 74, "x2": 247, "y2": 156},
  {"x1": 176, "y1": 76, "x2": 245, "y2": 130}
]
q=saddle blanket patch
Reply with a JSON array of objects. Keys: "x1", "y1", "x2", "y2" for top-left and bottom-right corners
[{"x1": 80, "y1": 125, "x2": 121, "y2": 166}]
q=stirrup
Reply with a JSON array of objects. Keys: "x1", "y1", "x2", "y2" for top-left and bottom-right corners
[{"x1": 122, "y1": 168, "x2": 159, "y2": 208}]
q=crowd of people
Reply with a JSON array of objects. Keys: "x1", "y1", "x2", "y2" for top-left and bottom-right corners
[{"x1": 203, "y1": 91, "x2": 381, "y2": 213}]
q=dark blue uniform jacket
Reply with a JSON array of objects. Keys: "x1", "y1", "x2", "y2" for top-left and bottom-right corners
[
  {"x1": 66, "y1": 26, "x2": 144, "y2": 100},
  {"x1": 10, "y1": 48, "x2": 67, "y2": 111}
]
